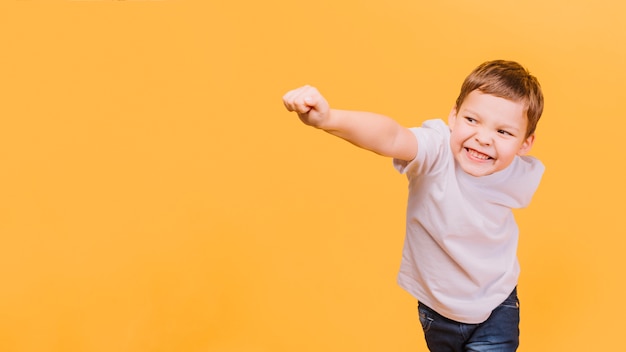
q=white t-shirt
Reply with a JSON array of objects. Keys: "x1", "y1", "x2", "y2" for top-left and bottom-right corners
[{"x1": 393, "y1": 119, "x2": 544, "y2": 324}]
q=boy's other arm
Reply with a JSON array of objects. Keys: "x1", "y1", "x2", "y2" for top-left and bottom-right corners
[{"x1": 282, "y1": 85, "x2": 417, "y2": 162}]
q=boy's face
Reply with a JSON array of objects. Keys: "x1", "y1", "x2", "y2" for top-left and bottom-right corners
[{"x1": 448, "y1": 90, "x2": 535, "y2": 177}]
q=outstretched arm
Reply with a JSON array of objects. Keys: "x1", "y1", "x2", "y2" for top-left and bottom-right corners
[{"x1": 282, "y1": 85, "x2": 417, "y2": 161}]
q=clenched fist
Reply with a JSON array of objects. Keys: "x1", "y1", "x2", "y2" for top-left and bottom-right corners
[{"x1": 282, "y1": 85, "x2": 331, "y2": 128}]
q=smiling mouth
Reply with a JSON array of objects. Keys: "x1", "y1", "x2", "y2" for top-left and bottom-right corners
[{"x1": 465, "y1": 147, "x2": 493, "y2": 160}]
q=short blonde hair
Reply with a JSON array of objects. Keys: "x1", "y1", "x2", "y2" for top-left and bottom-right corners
[{"x1": 455, "y1": 60, "x2": 544, "y2": 138}]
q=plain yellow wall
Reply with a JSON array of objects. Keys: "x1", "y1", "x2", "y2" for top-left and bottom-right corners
[{"x1": 1, "y1": 1, "x2": 624, "y2": 351}]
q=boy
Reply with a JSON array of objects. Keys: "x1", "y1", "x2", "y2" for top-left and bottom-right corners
[{"x1": 282, "y1": 60, "x2": 544, "y2": 352}]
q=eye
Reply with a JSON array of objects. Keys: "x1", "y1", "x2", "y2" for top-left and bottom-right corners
[
  {"x1": 464, "y1": 117, "x2": 477, "y2": 124},
  {"x1": 498, "y1": 130, "x2": 513, "y2": 136}
]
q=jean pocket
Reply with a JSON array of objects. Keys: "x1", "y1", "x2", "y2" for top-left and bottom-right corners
[
  {"x1": 501, "y1": 292, "x2": 520, "y2": 309},
  {"x1": 418, "y1": 303, "x2": 434, "y2": 332}
]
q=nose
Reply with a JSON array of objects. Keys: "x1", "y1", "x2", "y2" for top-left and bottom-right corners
[{"x1": 474, "y1": 129, "x2": 492, "y2": 146}]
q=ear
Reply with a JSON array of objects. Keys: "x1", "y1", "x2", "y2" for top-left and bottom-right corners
[
  {"x1": 517, "y1": 134, "x2": 535, "y2": 156},
  {"x1": 447, "y1": 107, "x2": 458, "y2": 129}
]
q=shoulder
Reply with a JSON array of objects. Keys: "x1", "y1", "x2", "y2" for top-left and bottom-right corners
[
  {"x1": 420, "y1": 119, "x2": 449, "y2": 134},
  {"x1": 410, "y1": 119, "x2": 450, "y2": 150},
  {"x1": 513, "y1": 155, "x2": 545, "y2": 177},
  {"x1": 491, "y1": 155, "x2": 545, "y2": 207},
  {"x1": 394, "y1": 119, "x2": 451, "y2": 175}
]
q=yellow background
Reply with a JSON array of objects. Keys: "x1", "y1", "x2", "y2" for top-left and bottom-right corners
[{"x1": 1, "y1": 0, "x2": 624, "y2": 351}]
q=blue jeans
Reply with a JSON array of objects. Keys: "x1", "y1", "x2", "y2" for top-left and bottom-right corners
[{"x1": 418, "y1": 288, "x2": 520, "y2": 352}]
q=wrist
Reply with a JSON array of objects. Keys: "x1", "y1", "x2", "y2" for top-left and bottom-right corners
[{"x1": 318, "y1": 109, "x2": 342, "y2": 131}]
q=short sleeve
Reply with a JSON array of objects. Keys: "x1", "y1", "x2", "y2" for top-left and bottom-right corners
[
  {"x1": 504, "y1": 156, "x2": 545, "y2": 207},
  {"x1": 393, "y1": 119, "x2": 450, "y2": 176}
]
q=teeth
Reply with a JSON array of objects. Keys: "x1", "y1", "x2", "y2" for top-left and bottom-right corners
[{"x1": 467, "y1": 148, "x2": 490, "y2": 160}]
